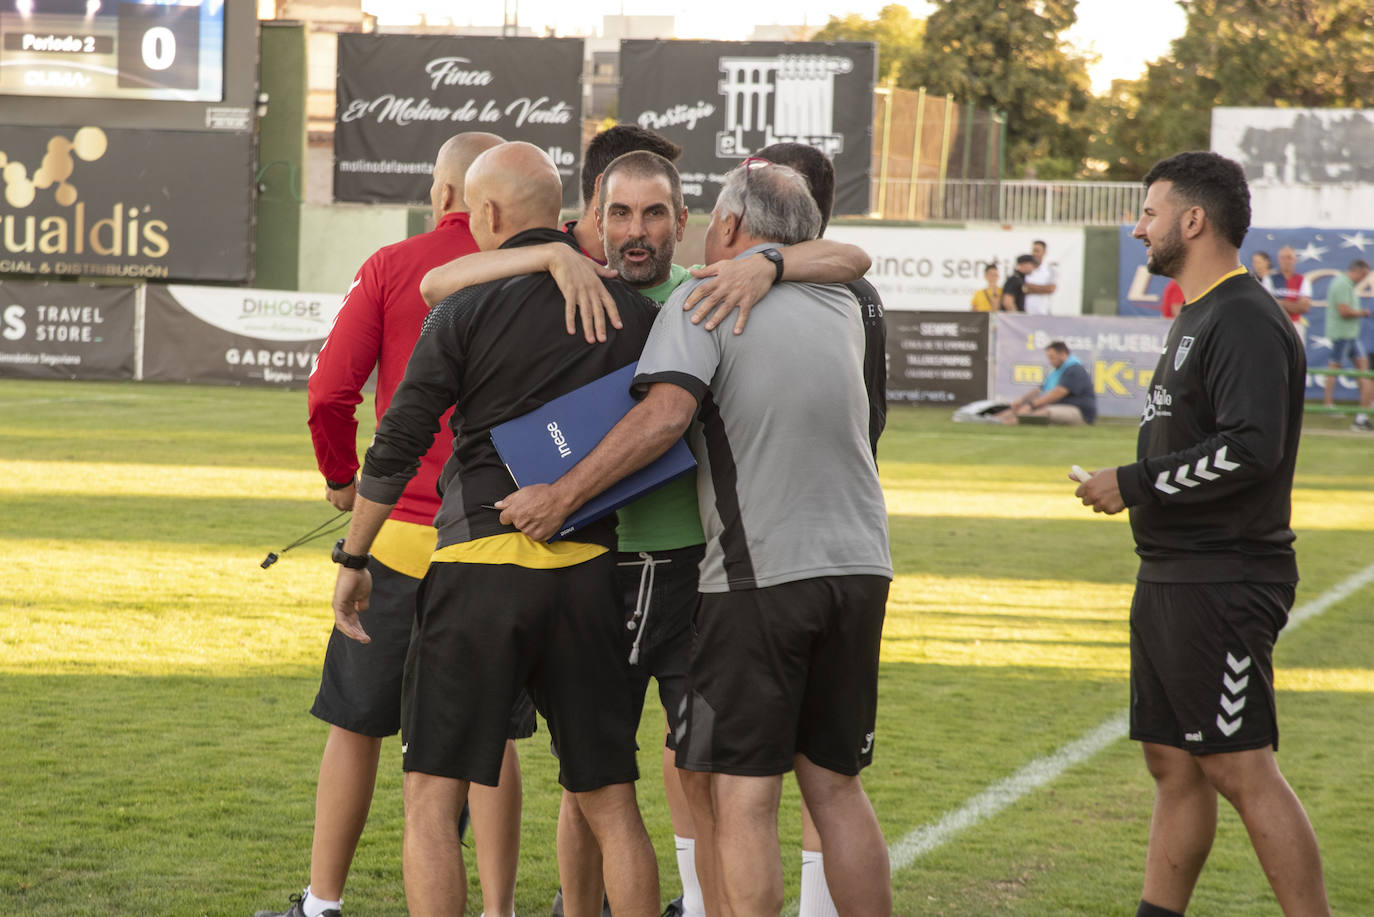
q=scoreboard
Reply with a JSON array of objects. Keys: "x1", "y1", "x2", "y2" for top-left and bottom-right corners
[{"x1": 0, "y1": 0, "x2": 224, "y2": 101}]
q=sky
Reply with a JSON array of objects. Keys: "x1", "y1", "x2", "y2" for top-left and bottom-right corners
[{"x1": 362, "y1": 0, "x2": 1189, "y2": 93}]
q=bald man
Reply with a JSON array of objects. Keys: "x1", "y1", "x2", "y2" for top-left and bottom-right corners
[
  {"x1": 257, "y1": 133, "x2": 526, "y2": 917},
  {"x1": 328, "y1": 142, "x2": 663, "y2": 917}
]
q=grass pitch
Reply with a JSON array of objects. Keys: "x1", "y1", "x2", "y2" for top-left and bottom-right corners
[{"x1": 2, "y1": 379, "x2": 1372, "y2": 916}]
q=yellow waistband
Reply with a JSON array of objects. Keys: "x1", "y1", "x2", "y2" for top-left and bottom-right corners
[
  {"x1": 431, "y1": 532, "x2": 607, "y2": 569},
  {"x1": 370, "y1": 519, "x2": 437, "y2": 579}
]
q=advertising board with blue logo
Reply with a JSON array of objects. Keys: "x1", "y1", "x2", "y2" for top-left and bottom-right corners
[{"x1": 1117, "y1": 226, "x2": 1374, "y2": 401}]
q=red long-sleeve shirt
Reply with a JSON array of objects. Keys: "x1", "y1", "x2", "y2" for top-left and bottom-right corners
[{"x1": 307, "y1": 211, "x2": 478, "y2": 526}]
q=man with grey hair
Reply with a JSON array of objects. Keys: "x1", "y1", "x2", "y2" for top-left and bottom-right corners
[{"x1": 497, "y1": 159, "x2": 894, "y2": 917}]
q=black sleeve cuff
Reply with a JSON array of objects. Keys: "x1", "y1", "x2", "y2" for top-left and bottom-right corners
[{"x1": 631, "y1": 370, "x2": 708, "y2": 404}]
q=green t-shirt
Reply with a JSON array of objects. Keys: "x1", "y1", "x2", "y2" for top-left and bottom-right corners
[
  {"x1": 615, "y1": 263, "x2": 706, "y2": 552},
  {"x1": 1324, "y1": 272, "x2": 1362, "y2": 341}
]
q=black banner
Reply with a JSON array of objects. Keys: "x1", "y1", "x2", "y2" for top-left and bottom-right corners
[
  {"x1": 618, "y1": 40, "x2": 876, "y2": 216},
  {"x1": 885, "y1": 311, "x2": 989, "y2": 404},
  {"x1": 0, "y1": 125, "x2": 253, "y2": 282},
  {"x1": 334, "y1": 34, "x2": 583, "y2": 207},
  {"x1": 0, "y1": 280, "x2": 136, "y2": 379},
  {"x1": 142, "y1": 284, "x2": 342, "y2": 387}
]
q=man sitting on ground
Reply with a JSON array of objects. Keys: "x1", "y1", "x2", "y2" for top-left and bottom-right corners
[{"x1": 997, "y1": 341, "x2": 1097, "y2": 425}]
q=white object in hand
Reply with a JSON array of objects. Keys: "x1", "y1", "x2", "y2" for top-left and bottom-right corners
[{"x1": 1071, "y1": 464, "x2": 1091, "y2": 483}]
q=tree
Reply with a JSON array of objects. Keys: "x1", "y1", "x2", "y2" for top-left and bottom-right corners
[
  {"x1": 908, "y1": 0, "x2": 1095, "y2": 178},
  {"x1": 813, "y1": 4, "x2": 924, "y2": 85},
  {"x1": 1095, "y1": 0, "x2": 1374, "y2": 179}
]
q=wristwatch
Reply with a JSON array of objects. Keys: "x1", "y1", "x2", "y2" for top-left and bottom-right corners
[
  {"x1": 760, "y1": 247, "x2": 784, "y2": 284},
  {"x1": 332, "y1": 538, "x2": 369, "y2": 570},
  {"x1": 326, "y1": 476, "x2": 355, "y2": 491}
]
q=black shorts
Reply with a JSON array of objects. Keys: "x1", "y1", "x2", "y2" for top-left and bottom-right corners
[
  {"x1": 1130, "y1": 581, "x2": 1293, "y2": 754},
  {"x1": 617, "y1": 544, "x2": 704, "y2": 751},
  {"x1": 676, "y1": 574, "x2": 889, "y2": 777},
  {"x1": 402, "y1": 555, "x2": 640, "y2": 792},
  {"x1": 311, "y1": 557, "x2": 536, "y2": 740}
]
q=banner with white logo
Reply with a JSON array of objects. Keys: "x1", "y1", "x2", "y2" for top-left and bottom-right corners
[
  {"x1": 334, "y1": 34, "x2": 583, "y2": 207},
  {"x1": 1212, "y1": 107, "x2": 1374, "y2": 186},
  {"x1": 142, "y1": 284, "x2": 344, "y2": 386},
  {"x1": 993, "y1": 313, "x2": 1171, "y2": 418},
  {"x1": 0, "y1": 280, "x2": 136, "y2": 379},
  {"x1": 0, "y1": 125, "x2": 253, "y2": 282},
  {"x1": 885, "y1": 311, "x2": 989, "y2": 404},
  {"x1": 618, "y1": 40, "x2": 876, "y2": 216},
  {"x1": 827, "y1": 225, "x2": 1085, "y2": 314}
]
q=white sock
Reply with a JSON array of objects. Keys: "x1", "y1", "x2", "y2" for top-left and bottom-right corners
[
  {"x1": 301, "y1": 887, "x2": 342, "y2": 917},
  {"x1": 1357, "y1": 412, "x2": 1369, "y2": 424},
  {"x1": 798, "y1": 850, "x2": 839, "y2": 917},
  {"x1": 675, "y1": 834, "x2": 706, "y2": 917}
]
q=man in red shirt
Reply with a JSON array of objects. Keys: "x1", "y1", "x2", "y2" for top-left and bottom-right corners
[
  {"x1": 257, "y1": 132, "x2": 528, "y2": 917},
  {"x1": 1160, "y1": 279, "x2": 1184, "y2": 319},
  {"x1": 1269, "y1": 244, "x2": 1313, "y2": 325}
]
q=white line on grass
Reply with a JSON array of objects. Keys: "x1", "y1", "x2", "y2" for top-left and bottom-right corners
[{"x1": 887, "y1": 561, "x2": 1374, "y2": 875}]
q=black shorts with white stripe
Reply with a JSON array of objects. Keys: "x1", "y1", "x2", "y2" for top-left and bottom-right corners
[{"x1": 1128, "y1": 580, "x2": 1292, "y2": 754}]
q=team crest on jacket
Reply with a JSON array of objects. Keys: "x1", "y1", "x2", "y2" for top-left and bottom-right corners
[{"x1": 1175, "y1": 336, "x2": 1195, "y2": 371}]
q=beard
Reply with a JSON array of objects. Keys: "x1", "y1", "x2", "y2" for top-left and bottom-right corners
[
  {"x1": 608, "y1": 235, "x2": 673, "y2": 286},
  {"x1": 1145, "y1": 219, "x2": 1186, "y2": 278}
]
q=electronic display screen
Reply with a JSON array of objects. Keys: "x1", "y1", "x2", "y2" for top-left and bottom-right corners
[{"x1": 0, "y1": 0, "x2": 224, "y2": 101}]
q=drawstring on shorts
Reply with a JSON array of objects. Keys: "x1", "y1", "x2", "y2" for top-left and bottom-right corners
[{"x1": 617, "y1": 551, "x2": 672, "y2": 665}]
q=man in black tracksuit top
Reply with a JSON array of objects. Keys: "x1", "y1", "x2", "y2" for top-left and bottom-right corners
[
  {"x1": 1076, "y1": 152, "x2": 1330, "y2": 917},
  {"x1": 327, "y1": 142, "x2": 662, "y2": 917}
]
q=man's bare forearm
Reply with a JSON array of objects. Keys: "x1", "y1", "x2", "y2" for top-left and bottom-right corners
[
  {"x1": 779, "y1": 239, "x2": 871, "y2": 283},
  {"x1": 420, "y1": 244, "x2": 561, "y2": 306},
  {"x1": 341, "y1": 493, "x2": 396, "y2": 556},
  {"x1": 548, "y1": 385, "x2": 697, "y2": 516}
]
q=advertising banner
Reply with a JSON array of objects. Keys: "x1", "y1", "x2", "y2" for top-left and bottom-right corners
[
  {"x1": 1116, "y1": 225, "x2": 1374, "y2": 398},
  {"x1": 334, "y1": 34, "x2": 583, "y2": 207},
  {"x1": 992, "y1": 313, "x2": 1171, "y2": 418},
  {"x1": 142, "y1": 284, "x2": 343, "y2": 387},
  {"x1": 827, "y1": 225, "x2": 1085, "y2": 313},
  {"x1": 1116, "y1": 224, "x2": 1374, "y2": 317},
  {"x1": 1212, "y1": 107, "x2": 1374, "y2": 186},
  {"x1": 885, "y1": 311, "x2": 989, "y2": 405},
  {"x1": 0, "y1": 124, "x2": 253, "y2": 282},
  {"x1": 0, "y1": 280, "x2": 135, "y2": 379},
  {"x1": 618, "y1": 40, "x2": 876, "y2": 216}
]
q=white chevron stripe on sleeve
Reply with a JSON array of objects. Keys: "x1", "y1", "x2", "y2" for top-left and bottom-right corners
[
  {"x1": 1193, "y1": 457, "x2": 1220, "y2": 481},
  {"x1": 1214, "y1": 445, "x2": 1241, "y2": 471},
  {"x1": 1154, "y1": 470, "x2": 1181, "y2": 494},
  {"x1": 1174, "y1": 465, "x2": 1201, "y2": 487}
]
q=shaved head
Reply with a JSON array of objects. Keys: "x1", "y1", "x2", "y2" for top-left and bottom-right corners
[
  {"x1": 464, "y1": 141, "x2": 564, "y2": 251},
  {"x1": 429, "y1": 132, "x2": 503, "y2": 222}
]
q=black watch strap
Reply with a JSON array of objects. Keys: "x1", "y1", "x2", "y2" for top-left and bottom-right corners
[
  {"x1": 332, "y1": 538, "x2": 369, "y2": 569},
  {"x1": 761, "y1": 248, "x2": 784, "y2": 284},
  {"x1": 326, "y1": 476, "x2": 356, "y2": 491}
]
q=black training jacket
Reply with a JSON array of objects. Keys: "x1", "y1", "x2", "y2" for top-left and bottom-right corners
[{"x1": 1118, "y1": 270, "x2": 1304, "y2": 584}]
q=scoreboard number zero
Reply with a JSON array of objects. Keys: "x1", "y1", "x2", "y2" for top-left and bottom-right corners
[{"x1": 116, "y1": 4, "x2": 200, "y2": 91}]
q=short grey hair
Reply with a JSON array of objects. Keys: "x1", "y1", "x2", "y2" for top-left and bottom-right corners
[{"x1": 714, "y1": 163, "x2": 821, "y2": 245}]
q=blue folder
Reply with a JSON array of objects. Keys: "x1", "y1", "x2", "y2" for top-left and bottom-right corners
[{"x1": 490, "y1": 362, "x2": 697, "y2": 541}]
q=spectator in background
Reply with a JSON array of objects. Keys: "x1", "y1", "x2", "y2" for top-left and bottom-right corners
[
  {"x1": 1270, "y1": 244, "x2": 1313, "y2": 326},
  {"x1": 1250, "y1": 250, "x2": 1274, "y2": 291},
  {"x1": 1023, "y1": 239, "x2": 1058, "y2": 314},
  {"x1": 1323, "y1": 258, "x2": 1374, "y2": 431},
  {"x1": 1001, "y1": 255, "x2": 1036, "y2": 312},
  {"x1": 995, "y1": 341, "x2": 1097, "y2": 426},
  {"x1": 970, "y1": 263, "x2": 1002, "y2": 311},
  {"x1": 1160, "y1": 279, "x2": 1185, "y2": 319}
]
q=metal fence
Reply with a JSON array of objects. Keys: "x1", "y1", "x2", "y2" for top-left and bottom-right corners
[{"x1": 867, "y1": 178, "x2": 1145, "y2": 225}]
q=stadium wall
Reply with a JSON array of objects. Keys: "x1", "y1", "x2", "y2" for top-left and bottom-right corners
[{"x1": 255, "y1": 23, "x2": 309, "y2": 291}]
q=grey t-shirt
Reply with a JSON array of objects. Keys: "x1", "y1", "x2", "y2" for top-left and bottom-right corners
[{"x1": 632, "y1": 250, "x2": 893, "y2": 592}]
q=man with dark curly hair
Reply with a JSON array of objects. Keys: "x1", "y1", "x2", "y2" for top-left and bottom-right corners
[{"x1": 1076, "y1": 151, "x2": 1329, "y2": 917}]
